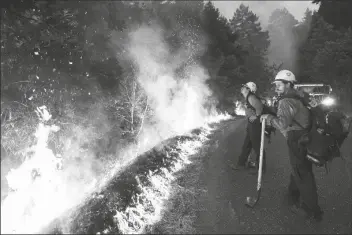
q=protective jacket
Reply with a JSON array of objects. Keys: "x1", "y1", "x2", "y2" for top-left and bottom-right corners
[{"x1": 267, "y1": 89, "x2": 310, "y2": 137}]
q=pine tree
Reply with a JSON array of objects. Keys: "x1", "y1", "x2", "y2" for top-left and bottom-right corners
[
  {"x1": 311, "y1": 28, "x2": 352, "y2": 105},
  {"x1": 229, "y1": 4, "x2": 271, "y2": 92},
  {"x1": 296, "y1": 12, "x2": 341, "y2": 82},
  {"x1": 200, "y1": 1, "x2": 245, "y2": 110},
  {"x1": 230, "y1": 4, "x2": 269, "y2": 57},
  {"x1": 200, "y1": 1, "x2": 242, "y2": 77},
  {"x1": 313, "y1": 0, "x2": 352, "y2": 30}
]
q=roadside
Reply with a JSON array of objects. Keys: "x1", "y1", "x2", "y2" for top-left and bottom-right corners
[
  {"x1": 148, "y1": 119, "x2": 242, "y2": 234},
  {"x1": 153, "y1": 118, "x2": 352, "y2": 234}
]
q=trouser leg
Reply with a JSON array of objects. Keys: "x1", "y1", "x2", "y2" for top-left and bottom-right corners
[
  {"x1": 237, "y1": 125, "x2": 252, "y2": 166},
  {"x1": 292, "y1": 162, "x2": 321, "y2": 214},
  {"x1": 288, "y1": 173, "x2": 300, "y2": 206},
  {"x1": 287, "y1": 131, "x2": 321, "y2": 215}
]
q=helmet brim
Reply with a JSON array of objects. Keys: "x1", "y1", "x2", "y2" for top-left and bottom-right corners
[{"x1": 272, "y1": 79, "x2": 296, "y2": 84}]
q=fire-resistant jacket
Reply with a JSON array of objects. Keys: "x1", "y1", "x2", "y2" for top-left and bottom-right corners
[{"x1": 266, "y1": 89, "x2": 310, "y2": 138}]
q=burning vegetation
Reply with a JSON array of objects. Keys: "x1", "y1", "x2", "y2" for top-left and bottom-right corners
[{"x1": 2, "y1": 0, "x2": 352, "y2": 234}]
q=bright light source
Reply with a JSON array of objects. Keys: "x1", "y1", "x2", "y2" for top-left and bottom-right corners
[
  {"x1": 235, "y1": 101, "x2": 246, "y2": 116},
  {"x1": 321, "y1": 97, "x2": 335, "y2": 106}
]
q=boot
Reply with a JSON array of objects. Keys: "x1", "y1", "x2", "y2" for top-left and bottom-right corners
[
  {"x1": 290, "y1": 203, "x2": 324, "y2": 223},
  {"x1": 247, "y1": 161, "x2": 256, "y2": 169},
  {"x1": 289, "y1": 204, "x2": 308, "y2": 217},
  {"x1": 230, "y1": 163, "x2": 246, "y2": 171}
]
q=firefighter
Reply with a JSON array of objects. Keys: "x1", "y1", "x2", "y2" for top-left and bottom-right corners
[
  {"x1": 260, "y1": 70, "x2": 323, "y2": 222},
  {"x1": 232, "y1": 82, "x2": 266, "y2": 174}
]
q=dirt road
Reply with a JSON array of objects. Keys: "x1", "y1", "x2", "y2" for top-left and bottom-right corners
[{"x1": 194, "y1": 118, "x2": 352, "y2": 234}]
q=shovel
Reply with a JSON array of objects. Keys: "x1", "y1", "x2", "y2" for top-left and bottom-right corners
[{"x1": 245, "y1": 117, "x2": 266, "y2": 208}]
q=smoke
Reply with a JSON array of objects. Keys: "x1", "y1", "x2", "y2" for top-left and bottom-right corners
[
  {"x1": 110, "y1": 22, "x2": 216, "y2": 153},
  {"x1": 1, "y1": 8, "x2": 221, "y2": 234}
]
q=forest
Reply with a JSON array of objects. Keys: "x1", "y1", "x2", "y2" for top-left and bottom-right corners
[
  {"x1": 2, "y1": 0, "x2": 352, "y2": 161},
  {"x1": 1, "y1": 0, "x2": 352, "y2": 232}
]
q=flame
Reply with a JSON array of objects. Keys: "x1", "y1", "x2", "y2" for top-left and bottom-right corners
[
  {"x1": 1, "y1": 106, "x2": 96, "y2": 234},
  {"x1": 101, "y1": 123, "x2": 216, "y2": 234},
  {"x1": 0, "y1": 104, "x2": 230, "y2": 234},
  {"x1": 235, "y1": 101, "x2": 246, "y2": 116}
]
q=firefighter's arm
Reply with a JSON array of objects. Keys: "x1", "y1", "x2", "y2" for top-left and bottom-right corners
[
  {"x1": 265, "y1": 100, "x2": 297, "y2": 131},
  {"x1": 248, "y1": 95, "x2": 264, "y2": 117}
]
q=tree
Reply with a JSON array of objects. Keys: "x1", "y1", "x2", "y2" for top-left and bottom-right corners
[
  {"x1": 313, "y1": 0, "x2": 352, "y2": 30},
  {"x1": 311, "y1": 28, "x2": 352, "y2": 106},
  {"x1": 0, "y1": 1, "x2": 128, "y2": 95},
  {"x1": 296, "y1": 12, "x2": 342, "y2": 82},
  {"x1": 0, "y1": 0, "x2": 138, "y2": 122},
  {"x1": 198, "y1": 1, "x2": 246, "y2": 110},
  {"x1": 229, "y1": 4, "x2": 271, "y2": 92},
  {"x1": 292, "y1": 8, "x2": 313, "y2": 47},
  {"x1": 230, "y1": 4, "x2": 269, "y2": 57},
  {"x1": 294, "y1": 8, "x2": 351, "y2": 112},
  {"x1": 115, "y1": 71, "x2": 149, "y2": 139}
]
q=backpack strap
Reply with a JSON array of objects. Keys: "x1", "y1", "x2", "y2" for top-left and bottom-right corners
[
  {"x1": 325, "y1": 163, "x2": 329, "y2": 174},
  {"x1": 245, "y1": 93, "x2": 256, "y2": 111},
  {"x1": 246, "y1": 93, "x2": 275, "y2": 116},
  {"x1": 292, "y1": 118, "x2": 306, "y2": 130},
  {"x1": 278, "y1": 94, "x2": 310, "y2": 130}
]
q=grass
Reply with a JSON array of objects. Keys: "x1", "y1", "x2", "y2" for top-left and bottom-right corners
[
  {"x1": 145, "y1": 120, "x2": 235, "y2": 234},
  {"x1": 146, "y1": 147, "x2": 207, "y2": 234}
]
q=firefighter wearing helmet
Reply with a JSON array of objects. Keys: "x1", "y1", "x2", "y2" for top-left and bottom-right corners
[
  {"x1": 260, "y1": 70, "x2": 323, "y2": 222},
  {"x1": 232, "y1": 81, "x2": 267, "y2": 175},
  {"x1": 243, "y1": 82, "x2": 257, "y2": 93}
]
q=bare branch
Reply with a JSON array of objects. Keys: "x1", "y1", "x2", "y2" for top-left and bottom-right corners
[
  {"x1": 136, "y1": 96, "x2": 149, "y2": 138},
  {"x1": 13, "y1": 101, "x2": 28, "y2": 107},
  {"x1": 5, "y1": 80, "x2": 30, "y2": 86},
  {"x1": 114, "y1": 112, "x2": 133, "y2": 124}
]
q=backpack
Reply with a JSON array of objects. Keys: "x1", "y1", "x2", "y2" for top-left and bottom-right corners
[
  {"x1": 245, "y1": 93, "x2": 277, "y2": 141},
  {"x1": 279, "y1": 93, "x2": 351, "y2": 172}
]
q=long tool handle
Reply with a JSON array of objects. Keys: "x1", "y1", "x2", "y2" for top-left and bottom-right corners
[{"x1": 257, "y1": 118, "x2": 266, "y2": 191}]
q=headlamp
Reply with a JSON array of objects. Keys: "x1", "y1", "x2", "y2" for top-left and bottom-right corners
[{"x1": 321, "y1": 97, "x2": 335, "y2": 106}]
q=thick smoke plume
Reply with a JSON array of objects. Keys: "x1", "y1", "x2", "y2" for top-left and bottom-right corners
[
  {"x1": 1, "y1": 18, "x2": 220, "y2": 234},
  {"x1": 111, "y1": 22, "x2": 216, "y2": 154}
]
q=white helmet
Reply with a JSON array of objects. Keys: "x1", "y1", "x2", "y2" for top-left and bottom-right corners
[
  {"x1": 242, "y1": 82, "x2": 257, "y2": 93},
  {"x1": 273, "y1": 70, "x2": 297, "y2": 84}
]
